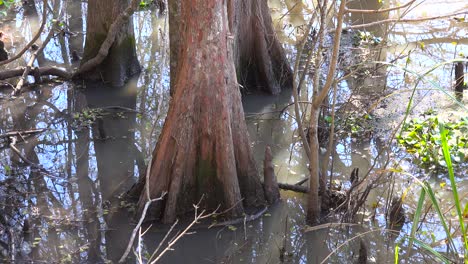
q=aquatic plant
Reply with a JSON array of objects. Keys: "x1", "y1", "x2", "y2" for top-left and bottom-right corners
[{"x1": 397, "y1": 114, "x2": 468, "y2": 170}]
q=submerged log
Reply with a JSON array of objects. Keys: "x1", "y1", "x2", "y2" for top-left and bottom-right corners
[
  {"x1": 263, "y1": 146, "x2": 280, "y2": 204},
  {"x1": 278, "y1": 182, "x2": 308, "y2": 193}
]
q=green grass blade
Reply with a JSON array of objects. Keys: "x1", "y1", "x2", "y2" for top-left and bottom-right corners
[
  {"x1": 394, "y1": 244, "x2": 400, "y2": 264},
  {"x1": 395, "y1": 171, "x2": 457, "y2": 252},
  {"x1": 411, "y1": 237, "x2": 452, "y2": 264},
  {"x1": 423, "y1": 182, "x2": 457, "y2": 252},
  {"x1": 439, "y1": 124, "x2": 468, "y2": 254},
  {"x1": 408, "y1": 188, "x2": 426, "y2": 251}
]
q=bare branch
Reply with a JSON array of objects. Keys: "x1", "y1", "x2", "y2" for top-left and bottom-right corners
[
  {"x1": 313, "y1": 0, "x2": 347, "y2": 108},
  {"x1": 0, "y1": 0, "x2": 48, "y2": 67},
  {"x1": 11, "y1": 21, "x2": 59, "y2": 96},
  {"x1": 118, "y1": 192, "x2": 167, "y2": 263},
  {"x1": 0, "y1": 66, "x2": 71, "y2": 81},
  {"x1": 345, "y1": 0, "x2": 417, "y2": 14},
  {"x1": 344, "y1": 10, "x2": 468, "y2": 31}
]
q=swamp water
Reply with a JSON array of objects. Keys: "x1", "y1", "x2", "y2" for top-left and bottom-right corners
[{"x1": 0, "y1": 0, "x2": 467, "y2": 263}]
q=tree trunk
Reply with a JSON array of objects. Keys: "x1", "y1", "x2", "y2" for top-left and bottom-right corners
[
  {"x1": 169, "y1": 0, "x2": 292, "y2": 95},
  {"x1": 138, "y1": 0, "x2": 268, "y2": 223},
  {"x1": 81, "y1": 0, "x2": 140, "y2": 86},
  {"x1": 307, "y1": 109, "x2": 321, "y2": 225}
]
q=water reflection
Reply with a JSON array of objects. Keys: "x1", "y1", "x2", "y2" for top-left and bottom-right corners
[{"x1": 0, "y1": 0, "x2": 467, "y2": 263}]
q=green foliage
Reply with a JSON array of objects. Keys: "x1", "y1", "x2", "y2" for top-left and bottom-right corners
[
  {"x1": 337, "y1": 112, "x2": 373, "y2": 138},
  {"x1": 440, "y1": 124, "x2": 468, "y2": 257},
  {"x1": 0, "y1": 0, "x2": 16, "y2": 16},
  {"x1": 73, "y1": 108, "x2": 104, "y2": 127},
  {"x1": 0, "y1": 0, "x2": 15, "y2": 7},
  {"x1": 139, "y1": 0, "x2": 154, "y2": 8},
  {"x1": 401, "y1": 124, "x2": 468, "y2": 262},
  {"x1": 397, "y1": 113, "x2": 468, "y2": 169},
  {"x1": 352, "y1": 30, "x2": 382, "y2": 46}
]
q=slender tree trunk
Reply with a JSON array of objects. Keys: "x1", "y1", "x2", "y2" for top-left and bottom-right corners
[
  {"x1": 139, "y1": 0, "x2": 268, "y2": 223},
  {"x1": 307, "y1": 109, "x2": 321, "y2": 224},
  {"x1": 81, "y1": 0, "x2": 140, "y2": 86},
  {"x1": 169, "y1": 0, "x2": 292, "y2": 95}
]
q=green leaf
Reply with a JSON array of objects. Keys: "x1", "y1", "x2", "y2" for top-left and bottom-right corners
[{"x1": 394, "y1": 244, "x2": 399, "y2": 264}]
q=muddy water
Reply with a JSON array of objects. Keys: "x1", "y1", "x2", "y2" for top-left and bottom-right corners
[{"x1": 0, "y1": 0, "x2": 467, "y2": 263}]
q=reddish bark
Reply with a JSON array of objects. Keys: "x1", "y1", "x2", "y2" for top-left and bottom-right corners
[
  {"x1": 139, "y1": 0, "x2": 268, "y2": 223},
  {"x1": 169, "y1": 0, "x2": 292, "y2": 95}
]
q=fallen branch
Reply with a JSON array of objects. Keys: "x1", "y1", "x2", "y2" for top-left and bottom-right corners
[
  {"x1": 295, "y1": 177, "x2": 309, "y2": 186},
  {"x1": 0, "y1": 66, "x2": 71, "y2": 81},
  {"x1": 1, "y1": 0, "x2": 139, "y2": 91},
  {"x1": 278, "y1": 182, "x2": 308, "y2": 193},
  {"x1": 0, "y1": 128, "x2": 46, "y2": 139},
  {"x1": 11, "y1": 21, "x2": 60, "y2": 96},
  {"x1": 0, "y1": 0, "x2": 48, "y2": 67},
  {"x1": 73, "y1": 0, "x2": 140, "y2": 77}
]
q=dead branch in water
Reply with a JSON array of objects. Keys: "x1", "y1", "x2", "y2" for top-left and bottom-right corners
[
  {"x1": 0, "y1": 0, "x2": 48, "y2": 67},
  {"x1": 0, "y1": 128, "x2": 46, "y2": 139},
  {"x1": 0, "y1": 0, "x2": 140, "y2": 92},
  {"x1": 11, "y1": 21, "x2": 59, "y2": 96},
  {"x1": 0, "y1": 66, "x2": 71, "y2": 81},
  {"x1": 278, "y1": 182, "x2": 308, "y2": 193}
]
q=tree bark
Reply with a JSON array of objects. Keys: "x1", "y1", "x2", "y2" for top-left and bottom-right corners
[
  {"x1": 138, "y1": 0, "x2": 268, "y2": 223},
  {"x1": 169, "y1": 0, "x2": 292, "y2": 95},
  {"x1": 80, "y1": 0, "x2": 140, "y2": 86}
]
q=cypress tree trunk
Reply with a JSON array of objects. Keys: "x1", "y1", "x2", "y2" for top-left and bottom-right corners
[
  {"x1": 169, "y1": 0, "x2": 292, "y2": 95},
  {"x1": 81, "y1": 0, "x2": 140, "y2": 86},
  {"x1": 138, "y1": 0, "x2": 273, "y2": 223}
]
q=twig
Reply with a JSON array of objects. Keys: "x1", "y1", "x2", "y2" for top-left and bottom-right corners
[
  {"x1": 0, "y1": 0, "x2": 48, "y2": 67},
  {"x1": 150, "y1": 200, "x2": 215, "y2": 264},
  {"x1": 148, "y1": 219, "x2": 179, "y2": 261},
  {"x1": 321, "y1": 81, "x2": 338, "y2": 184},
  {"x1": 290, "y1": 13, "x2": 316, "y2": 160},
  {"x1": 208, "y1": 206, "x2": 268, "y2": 228},
  {"x1": 320, "y1": 228, "x2": 399, "y2": 264},
  {"x1": 118, "y1": 192, "x2": 166, "y2": 263}
]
